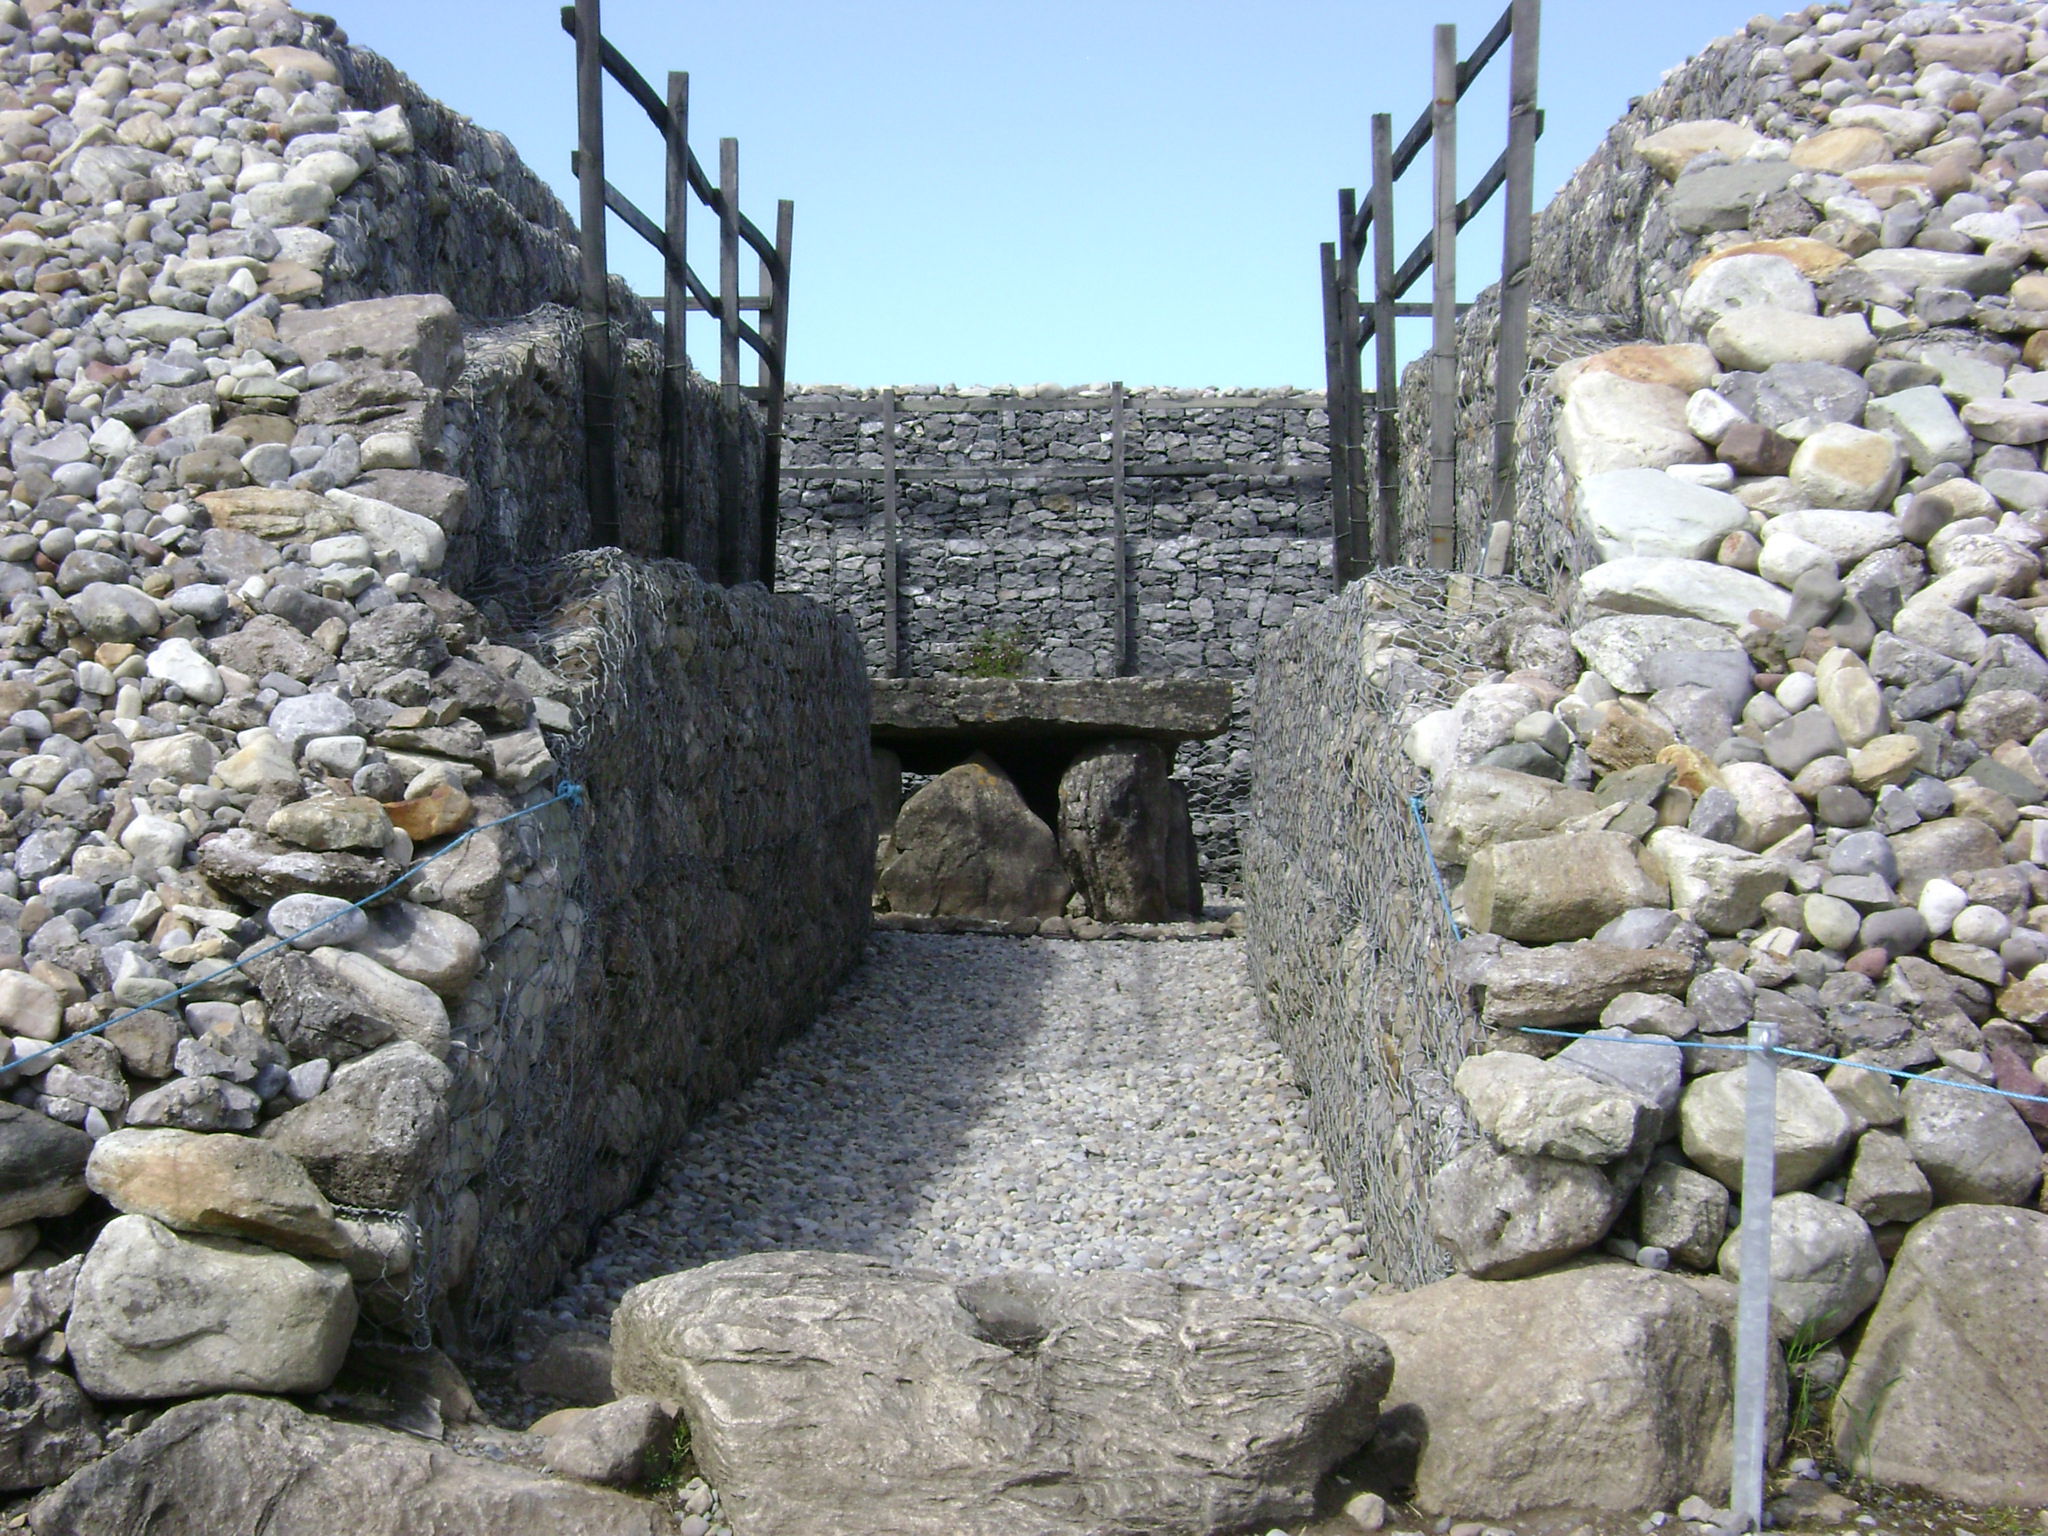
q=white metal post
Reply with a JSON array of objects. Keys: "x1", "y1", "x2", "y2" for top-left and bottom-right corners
[{"x1": 1727, "y1": 1019, "x2": 1779, "y2": 1533}]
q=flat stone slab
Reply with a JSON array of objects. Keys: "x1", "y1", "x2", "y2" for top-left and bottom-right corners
[{"x1": 872, "y1": 678, "x2": 1233, "y2": 744}]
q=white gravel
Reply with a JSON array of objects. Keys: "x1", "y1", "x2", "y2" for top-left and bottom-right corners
[{"x1": 536, "y1": 932, "x2": 1377, "y2": 1330}]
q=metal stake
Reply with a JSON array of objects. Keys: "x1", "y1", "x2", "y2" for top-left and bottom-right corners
[{"x1": 1728, "y1": 1018, "x2": 1779, "y2": 1533}]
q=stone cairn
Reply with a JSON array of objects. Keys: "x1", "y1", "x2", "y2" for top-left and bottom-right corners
[
  {"x1": 0, "y1": 0, "x2": 594, "y2": 1498},
  {"x1": 1401, "y1": 0, "x2": 2048, "y2": 1509}
]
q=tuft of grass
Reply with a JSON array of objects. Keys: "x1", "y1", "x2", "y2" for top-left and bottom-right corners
[
  {"x1": 956, "y1": 627, "x2": 1032, "y2": 679},
  {"x1": 644, "y1": 1416, "x2": 694, "y2": 1493},
  {"x1": 1783, "y1": 1316, "x2": 1837, "y2": 1457}
]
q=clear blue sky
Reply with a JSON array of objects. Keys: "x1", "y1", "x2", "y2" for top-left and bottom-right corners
[{"x1": 319, "y1": 1, "x2": 1770, "y2": 389}]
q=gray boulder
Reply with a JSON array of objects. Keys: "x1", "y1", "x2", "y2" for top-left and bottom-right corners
[
  {"x1": 1342, "y1": 1263, "x2": 1782, "y2": 1517},
  {"x1": 1454, "y1": 1050, "x2": 1658, "y2": 1163},
  {"x1": 1716, "y1": 1193, "x2": 1885, "y2": 1341},
  {"x1": 1678, "y1": 1068, "x2": 1853, "y2": 1194},
  {"x1": 28, "y1": 1394, "x2": 670, "y2": 1535},
  {"x1": 879, "y1": 757, "x2": 1073, "y2": 921},
  {"x1": 1901, "y1": 1072, "x2": 2042, "y2": 1206},
  {"x1": 1055, "y1": 740, "x2": 1190, "y2": 922},
  {"x1": 1844, "y1": 1128, "x2": 1932, "y2": 1225},
  {"x1": 1429, "y1": 767, "x2": 1597, "y2": 864},
  {"x1": 276, "y1": 294, "x2": 464, "y2": 390},
  {"x1": 0, "y1": 1106, "x2": 92, "y2": 1228},
  {"x1": 540, "y1": 1396, "x2": 675, "y2": 1486},
  {"x1": 1636, "y1": 1161, "x2": 1730, "y2": 1270},
  {"x1": 1429, "y1": 1140, "x2": 1632, "y2": 1279},
  {"x1": 261, "y1": 1041, "x2": 452, "y2": 1209},
  {"x1": 68, "y1": 1215, "x2": 356, "y2": 1400},
  {"x1": 1832, "y1": 1206, "x2": 2048, "y2": 1506},
  {"x1": 0, "y1": 1359, "x2": 100, "y2": 1493},
  {"x1": 1476, "y1": 941, "x2": 1694, "y2": 1030},
  {"x1": 611, "y1": 1250, "x2": 1389, "y2": 1536}
]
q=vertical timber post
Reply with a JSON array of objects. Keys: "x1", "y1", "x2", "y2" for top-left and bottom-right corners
[
  {"x1": 1319, "y1": 240, "x2": 1353, "y2": 590},
  {"x1": 882, "y1": 388, "x2": 903, "y2": 678},
  {"x1": 573, "y1": 0, "x2": 618, "y2": 548},
  {"x1": 661, "y1": 70, "x2": 689, "y2": 565},
  {"x1": 1427, "y1": 23, "x2": 1458, "y2": 570},
  {"x1": 1111, "y1": 380, "x2": 1131, "y2": 674},
  {"x1": 758, "y1": 199, "x2": 793, "y2": 590},
  {"x1": 1730, "y1": 1018, "x2": 1780, "y2": 1534},
  {"x1": 1490, "y1": 0, "x2": 1541, "y2": 577},
  {"x1": 716, "y1": 138, "x2": 743, "y2": 583},
  {"x1": 1335, "y1": 189, "x2": 1367, "y2": 579},
  {"x1": 1370, "y1": 113, "x2": 1399, "y2": 568}
]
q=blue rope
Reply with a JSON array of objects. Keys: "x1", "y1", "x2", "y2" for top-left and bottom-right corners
[
  {"x1": 1514, "y1": 1024, "x2": 2048, "y2": 1108},
  {"x1": 1408, "y1": 789, "x2": 1461, "y2": 938},
  {"x1": 1402, "y1": 778, "x2": 2048, "y2": 1113},
  {"x1": 10, "y1": 780, "x2": 587, "y2": 1075}
]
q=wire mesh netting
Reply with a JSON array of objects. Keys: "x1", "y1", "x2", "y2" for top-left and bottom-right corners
[{"x1": 1243, "y1": 568, "x2": 1552, "y2": 1289}]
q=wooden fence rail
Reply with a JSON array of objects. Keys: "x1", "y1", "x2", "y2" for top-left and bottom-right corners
[
  {"x1": 1321, "y1": 0, "x2": 1540, "y2": 584},
  {"x1": 563, "y1": 0, "x2": 793, "y2": 585}
]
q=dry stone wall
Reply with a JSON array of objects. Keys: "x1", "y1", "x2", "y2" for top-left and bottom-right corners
[
  {"x1": 0, "y1": 0, "x2": 869, "y2": 1495},
  {"x1": 1258, "y1": 0, "x2": 2048, "y2": 1507},
  {"x1": 778, "y1": 386, "x2": 1332, "y2": 890}
]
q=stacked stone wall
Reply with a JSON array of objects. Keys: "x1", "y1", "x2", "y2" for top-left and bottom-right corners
[
  {"x1": 0, "y1": 0, "x2": 869, "y2": 1472},
  {"x1": 1257, "y1": 17, "x2": 2048, "y2": 1493}
]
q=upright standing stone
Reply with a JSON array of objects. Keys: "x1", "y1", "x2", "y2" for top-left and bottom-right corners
[
  {"x1": 878, "y1": 756, "x2": 1073, "y2": 920},
  {"x1": 1056, "y1": 740, "x2": 1176, "y2": 923}
]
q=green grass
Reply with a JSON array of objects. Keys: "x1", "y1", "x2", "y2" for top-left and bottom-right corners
[
  {"x1": 644, "y1": 1417, "x2": 694, "y2": 1493},
  {"x1": 955, "y1": 627, "x2": 1032, "y2": 679}
]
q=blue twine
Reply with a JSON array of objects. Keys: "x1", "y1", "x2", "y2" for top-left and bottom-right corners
[
  {"x1": 1409, "y1": 790, "x2": 1461, "y2": 938},
  {"x1": 1514, "y1": 1024, "x2": 2048, "y2": 1108},
  {"x1": 1406, "y1": 780, "x2": 2048, "y2": 1113},
  {"x1": 10, "y1": 780, "x2": 587, "y2": 1076}
]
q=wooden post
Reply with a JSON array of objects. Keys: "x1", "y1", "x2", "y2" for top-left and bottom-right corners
[
  {"x1": 1111, "y1": 380, "x2": 1132, "y2": 674},
  {"x1": 881, "y1": 388, "x2": 903, "y2": 678},
  {"x1": 572, "y1": 0, "x2": 618, "y2": 548},
  {"x1": 661, "y1": 70, "x2": 690, "y2": 566},
  {"x1": 716, "y1": 137, "x2": 743, "y2": 583},
  {"x1": 1335, "y1": 188, "x2": 1367, "y2": 579},
  {"x1": 1490, "y1": 0, "x2": 1541, "y2": 574},
  {"x1": 757, "y1": 199, "x2": 793, "y2": 591},
  {"x1": 1319, "y1": 240, "x2": 1353, "y2": 590},
  {"x1": 1426, "y1": 24, "x2": 1459, "y2": 571},
  {"x1": 1370, "y1": 113, "x2": 1399, "y2": 568}
]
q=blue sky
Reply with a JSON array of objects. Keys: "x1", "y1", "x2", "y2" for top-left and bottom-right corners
[{"x1": 320, "y1": 1, "x2": 1772, "y2": 389}]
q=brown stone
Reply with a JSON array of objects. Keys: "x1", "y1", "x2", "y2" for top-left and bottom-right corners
[
  {"x1": 220, "y1": 414, "x2": 296, "y2": 446},
  {"x1": 197, "y1": 488, "x2": 350, "y2": 544},
  {"x1": 1688, "y1": 237, "x2": 1851, "y2": 281},
  {"x1": 1463, "y1": 833, "x2": 1666, "y2": 945},
  {"x1": 1553, "y1": 343, "x2": 1718, "y2": 397},
  {"x1": 1716, "y1": 421, "x2": 1796, "y2": 477},
  {"x1": 381, "y1": 782, "x2": 471, "y2": 842},
  {"x1": 1788, "y1": 127, "x2": 1891, "y2": 176}
]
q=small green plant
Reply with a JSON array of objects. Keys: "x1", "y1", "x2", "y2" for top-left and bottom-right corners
[
  {"x1": 644, "y1": 1416, "x2": 695, "y2": 1493},
  {"x1": 1783, "y1": 1316, "x2": 1838, "y2": 1457},
  {"x1": 956, "y1": 627, "x2": 1032, "y2": 679}
]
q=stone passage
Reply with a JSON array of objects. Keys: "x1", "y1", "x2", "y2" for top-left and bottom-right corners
[{"x1": 527, "y1": 933, "x2": 1374, "y2": 1337}]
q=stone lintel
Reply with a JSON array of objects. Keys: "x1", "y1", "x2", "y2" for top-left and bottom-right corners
[{"x1": 870, "y1": 678, "x2": 1233, "y2": 745}]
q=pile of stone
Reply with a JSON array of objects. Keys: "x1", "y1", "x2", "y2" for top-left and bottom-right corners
[
  {"x1": 1403, "y1": 0, "x2": 2048, "y2": 1508},
  {"x1": 0, "y1": 0, "x2": 584, "y2": 1499}
]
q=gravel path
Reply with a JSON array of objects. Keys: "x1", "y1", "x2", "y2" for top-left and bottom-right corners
[{"x1": 533, "y1": 932, "x2": 1376, "y2": 1333}]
